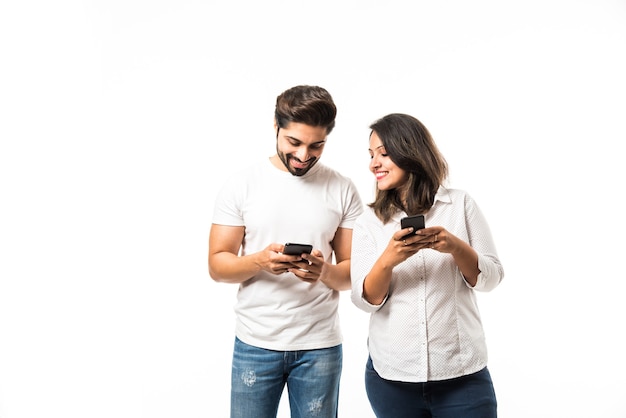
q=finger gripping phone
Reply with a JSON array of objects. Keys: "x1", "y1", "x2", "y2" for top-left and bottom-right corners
[
  {"x1": 400, "y1": 215, "x2": 425, "y2": 239},
  {"x1": 283, "y1": 243, "x2": 313, "y2": 255}
]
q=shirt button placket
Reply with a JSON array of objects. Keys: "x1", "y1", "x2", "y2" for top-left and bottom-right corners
[{"x1": 417, "y1": 253, "x2": 428, "y2": 379}]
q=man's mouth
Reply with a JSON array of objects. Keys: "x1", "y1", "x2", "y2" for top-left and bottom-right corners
[{"x1": 290, "y1": 157, "x2": 312, "y2": 169}]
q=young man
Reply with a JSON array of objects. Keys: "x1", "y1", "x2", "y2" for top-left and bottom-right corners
[{"x1": 208, "y1": 85, "x2": 363, "y2": 418}]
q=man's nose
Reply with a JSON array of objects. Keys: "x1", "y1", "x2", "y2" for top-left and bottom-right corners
[{"x1": 294, "y1": 147, "x2": 310, "y2": 162}]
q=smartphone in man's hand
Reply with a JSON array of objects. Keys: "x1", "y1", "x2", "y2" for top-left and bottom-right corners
[{"x1": 283, "y1": 243, "x2": 313, "y2": 255}]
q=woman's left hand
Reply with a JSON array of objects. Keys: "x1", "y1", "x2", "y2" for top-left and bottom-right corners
[{"x1": 409, "y1": 227, "x2": 455, "y2": 254}]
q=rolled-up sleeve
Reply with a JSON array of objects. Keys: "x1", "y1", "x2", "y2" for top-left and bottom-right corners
[
  {"x1": 350, "y1": 212, "x2": 386, "y2": 313},
  {"x1": 464, "y1": 195, "x2": 504, "y2": 292},
  {"x1": 472, "y1": 254, "x2": 504, "y2": 291}
]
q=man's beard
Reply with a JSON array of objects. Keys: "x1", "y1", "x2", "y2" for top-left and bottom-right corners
[{"x1": 277, "y1": 149, "x2": 317, "y2": 177}]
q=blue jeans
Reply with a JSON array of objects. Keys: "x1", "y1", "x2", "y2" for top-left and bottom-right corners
[
  {"x1": 365, "y1": 356, "x2": 497, "y2": 418},
  {"x1": 230, "y1": 337, "x2": 342, "y2": 418}
]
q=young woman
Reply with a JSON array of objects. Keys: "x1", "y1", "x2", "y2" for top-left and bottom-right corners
[{"x1": 351, "y1": 113, "x2": 504, "y2": 418}]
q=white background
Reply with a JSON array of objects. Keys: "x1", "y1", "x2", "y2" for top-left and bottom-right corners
[{"x1": 1, "y1": 0, "x2": 625, "y2": 417}]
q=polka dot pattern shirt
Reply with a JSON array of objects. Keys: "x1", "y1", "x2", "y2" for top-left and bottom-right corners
[{"x1": 351, "y1": 187, "x2": 504, "y2": 382}]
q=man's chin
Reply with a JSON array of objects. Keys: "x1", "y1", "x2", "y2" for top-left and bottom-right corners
[
  {"x1": 289, "y1": 160, "x2": 316, "y2": 176},
  {"x1": 290, "y1": 167, "x2": 308, "y2": 176}
]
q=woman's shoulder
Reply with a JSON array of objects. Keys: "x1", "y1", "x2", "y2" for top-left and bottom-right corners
[
  {"x1": 438, "y1": 186, "x2": 474, "y2": 201},
  {"x1": 356, "y1": 206, "x2": 396, "y2": 230},
  {"x1": 356, "y1": 205, "x2": 378, "y2": 222}
]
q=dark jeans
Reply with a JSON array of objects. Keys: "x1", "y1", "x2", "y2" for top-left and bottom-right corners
[{"x1": 365, "y1": 356, "x2": 497, "y2": 418}]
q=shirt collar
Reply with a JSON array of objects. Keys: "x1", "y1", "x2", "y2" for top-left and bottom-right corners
[
  {"x1": 434, "y1": 185, "x2": 451, "y2": 204},
  {"x1": 391, "y1": 185, "x2": 450, "y2": 222}
]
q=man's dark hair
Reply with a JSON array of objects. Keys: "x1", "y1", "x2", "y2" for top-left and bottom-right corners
[{"x1": 275, "y1": 85, "x2": 337, "y2": 134}]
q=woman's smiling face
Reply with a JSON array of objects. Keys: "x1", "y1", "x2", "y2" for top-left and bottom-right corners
[{"x1": 369, "y1": 131, "x2": 409, "y2": 192}]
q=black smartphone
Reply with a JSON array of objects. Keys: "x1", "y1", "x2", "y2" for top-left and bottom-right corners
[
  {"x1": 283, "y1": 243, "x2": 313, "y2": 255},
  {"x1": 400, "y1": 215, "x2": 425, "y2": 239}
]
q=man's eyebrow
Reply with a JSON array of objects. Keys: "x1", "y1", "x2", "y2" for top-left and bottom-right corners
[{"x1": 286, "y1": 135, "x2": 326, "y2": 145}]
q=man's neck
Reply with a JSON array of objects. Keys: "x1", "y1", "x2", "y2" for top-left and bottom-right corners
[{"x1": 269, "y1": 155, "x2": 288, "y2": 172}]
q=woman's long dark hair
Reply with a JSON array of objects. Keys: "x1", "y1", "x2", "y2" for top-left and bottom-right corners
[{"x1": 369, "y1": 113, "x2": 448, "y2": 223}]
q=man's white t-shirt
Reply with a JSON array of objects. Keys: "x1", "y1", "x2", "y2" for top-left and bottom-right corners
[{"x1": 212, "y1": 158, "x2": 363, "y2": 351}]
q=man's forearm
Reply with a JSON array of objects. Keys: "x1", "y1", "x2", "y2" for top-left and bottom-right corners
[{"x1": 209, "y1": 252, "x2": 261, "y2": 284}]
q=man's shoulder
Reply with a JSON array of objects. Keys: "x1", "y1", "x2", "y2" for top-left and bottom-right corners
[
  {"x1": 226, "y1": 160, "x2": 269, "y2": 182},
  {"x1": 313, "y1": 163, "x2": 355, "y2": 184}
]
